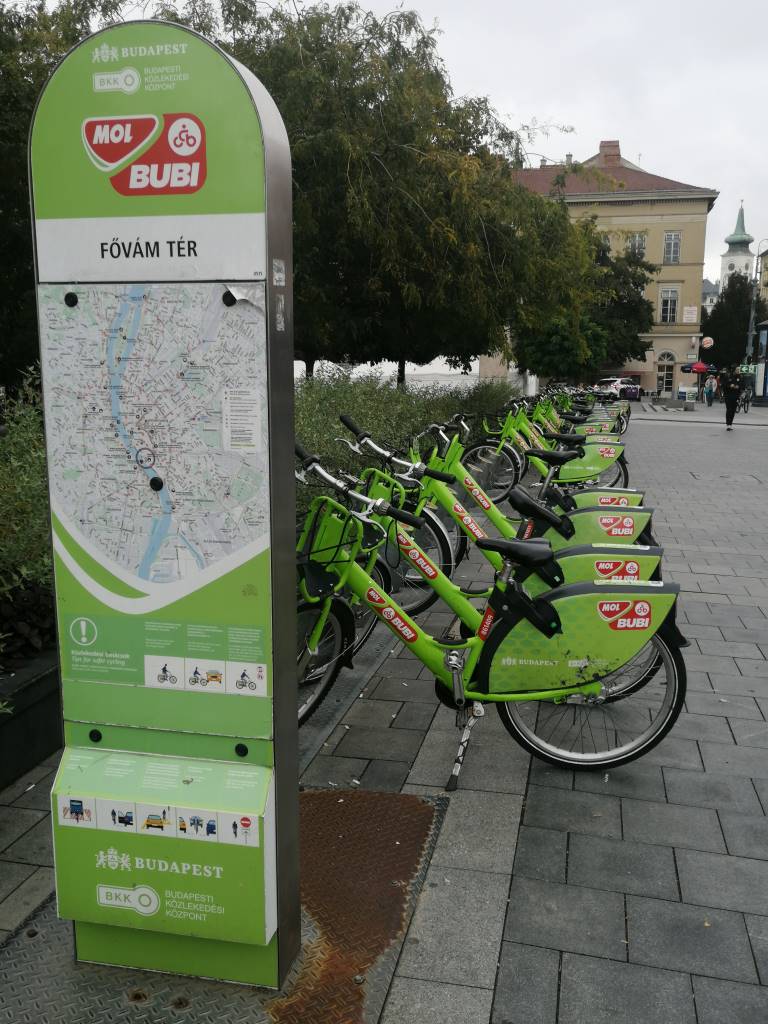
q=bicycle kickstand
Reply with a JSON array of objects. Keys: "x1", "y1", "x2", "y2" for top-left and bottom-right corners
[{"x1": 444, "y1": 650, "x2": 484, "y2": 792}]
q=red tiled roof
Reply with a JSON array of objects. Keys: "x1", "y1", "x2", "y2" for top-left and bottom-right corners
[{"x1": 513, "y1": 163, "x2": 716, "y2": 197}]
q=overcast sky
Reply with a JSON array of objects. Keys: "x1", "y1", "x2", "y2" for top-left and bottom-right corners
[{"x1": 359, "y1": 0, "x2": 767, "y2": 282}]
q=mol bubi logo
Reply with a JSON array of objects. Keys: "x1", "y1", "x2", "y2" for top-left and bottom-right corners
[
  {"x1": 365, "y1": 587, "x2": 418, "y2": 642},
  {"x1": 396, "y1": 532, "x2": 438, "y2": 580},
  {"x1": 594, "y1": 559, "x2": 640, "y2": 581},
  {"x1": 597, "y1": 599, "x2": 651, "y2": 631},
  {"x1": 598, "y1": 514, "x2": 636, "y2": 537},
  {"x1": 598, "y1": 495, "x2": 629, "y2": 506},
  {"x1": 82, "y1": 113, "x2": 207, "y2": 195},
  {"x1": 598, "y1": 446, "x2": 618, "y2": 458}
]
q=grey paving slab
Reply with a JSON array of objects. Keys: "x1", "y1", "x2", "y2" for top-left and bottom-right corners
[
  {"x1": 0, "y1": 816, "x2": 54, "y2": 867},
  {"x1": 700, "y1": 740, "x2": 768, "y2": 779},
  {"x1": 735, "y1": 658, "x2": 768, "y2": 678},
  {"x1": 683, "y1": 653, "x2": 740, "y2": 675},
  {"x1": 512, "y1": 826, "x2": 567, "y2": 884},
  {"x1": 667, "y1": 711, "x2": 734, "y2": 742},
  {"x1": 431, "y1": 790, "x2": 522, "y2": 874},
  {"x1": 396, "y1": 865, "x2": 509, "y2": 988},
  {"x1": 573, "y1": 762, "x2": 666, "y2": 802},
  {"x1": 0, "y1": 766, "x2": 53, "y2": 806},
  {"x1": 568, "y1": 834, "x2": 679, "y2": 900},
  {"x1": 698, "y1": 640, "x2": 762, "y2": 659},
  {"x1": 391, "y1": 702, "x2": 436, "y2": 731},
  {"x1": 408, "y1": 721, "x2": 529, "y2": 794},
  {"x1": 745, "y1": 914, "x2": 768, "y2": 984},
  {"x1": 0, "y1": 867, "x2": 55, "y2": 931},
  {"x1": 729, "y1": 719, "x2": 768, "y2": 747},
  {"x1": 333, "y1": 724, "x2": 425, "y2": 761},
  {"x1": 685, "y1": 691, "x2": 763, "y2": 719},
  {"x1": 370, "y1": 675, "x2": 437, "y2": 702},
  {"x1": 637, "y1": 735, "x2": 704, "y2": 771},
  {"x1": 622, "y1": 796, "x2": 726, "y2": 852},
  {"x1": 523, "y1": 785, "x2": 621, "y2": 838},
  {"x1": 492, "y1": 942, "x2": 559, "y2": 1024},
  {"x1": 359, "y1": 759, "x2": 410, "y2": 792},
  {"x1": 0, "y1": 861, "x2": 36, "y2": 902},
  {"x1": 558, "y1": 952, "x2": 696, "y2": 1024},
  {"x1": 299, "y1": 753, "x2": 368, "y2": 787},
  {"x1": 627, "y1": 894, "x2": 756, "y2": 982},
  {"x1": 504, "y1": 877, "x2": 626, "y2": 960},
  {"x1": 527, "y1": 759, "x2": 573, "y2": 790},
  {"x1": 341, "y1": 698, "x2": 403, "y2": 728},
  {"x1": 677, "y1": 848, "x2": 768, "y2": 915},
  {"x1": 693, "y1": 975, "x2": 768, "y2": 1024},
  {"x1": 663, "y1": 768, "x2": 763, "y2": 814},
  {"x1": 9, "y1": 771, "x2": 56, "y2": 812},
  {"x1": 382, "y1": 977, "x2": 493, "y2": 1024},
  {"x1": 709, "y1": 673, "x2": 768, "y2": 697},
  {"x1": 0, "y1": 807, "x2": 47, "y2": 854},
  {"x1": 720, "y1": 812, "x2": 768, "y2": 859}
]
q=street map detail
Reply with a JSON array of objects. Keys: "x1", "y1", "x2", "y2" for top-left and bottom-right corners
[{"x1": 39, "y1": 282, "x2": 269, "y2": 587}]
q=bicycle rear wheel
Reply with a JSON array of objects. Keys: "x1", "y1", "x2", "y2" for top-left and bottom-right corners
[{"x1": 495, "y1": 631, "x2": 685, "y2": 769}]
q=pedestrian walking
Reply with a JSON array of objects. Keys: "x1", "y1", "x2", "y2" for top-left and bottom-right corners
[
  {"x1": 718, "y1": 365, "x2": 743, "y2": 430},
  {"x1": 704, "y1": 374, "x2": 716, "y2": 407}
]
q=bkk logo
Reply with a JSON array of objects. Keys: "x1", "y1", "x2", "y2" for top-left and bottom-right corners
[
  {"x1": 594, "y1": 559, "x2": 640, "y2": 580},
  {"x1": 597, "y1": 599, "x2": 651, "y2": 631},
  {"x1": 82, "y1": 113, "x2": 207, "y2": 195},
  {"x1": 598, "y1": 515, "x2": 636, "y2": 537}
]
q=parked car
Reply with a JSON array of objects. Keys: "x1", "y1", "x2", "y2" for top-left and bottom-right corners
[{"x1": 596, "y1": 377, "x2": 641, "y2": 401}]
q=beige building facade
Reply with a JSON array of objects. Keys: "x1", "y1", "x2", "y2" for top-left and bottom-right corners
[{"x1": 515, "y1": 141, "x2": 718, "y2": 397}]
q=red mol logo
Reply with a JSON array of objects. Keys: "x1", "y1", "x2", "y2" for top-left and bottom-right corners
[
  {"x1": 598, "y1": 495, "x2": 629, "y2": 506},
  {"x1": 597, "y1": 599, "x2": 651, "y2": 631},
  {"x1": 595, "y1": 559, "x2": 640, "y2": 580},
  {"x1": 366, "y1": 587, "x2": 387, "y2": 607},
  {"x1": 82, "y1": 113, "x2": 207, "y2": 195},
  {"x1": 599, "y1": 515, "x2": 636, "y2": 537}
]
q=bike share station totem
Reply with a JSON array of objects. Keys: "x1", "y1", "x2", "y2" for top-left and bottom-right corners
[{"x1": 29, "y1": 22, "x2": 299, "y2": 986}]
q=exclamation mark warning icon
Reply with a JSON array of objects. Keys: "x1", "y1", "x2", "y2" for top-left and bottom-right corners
[{"x1": 70, "y1": 617, "x2": 97, "y2": 646}]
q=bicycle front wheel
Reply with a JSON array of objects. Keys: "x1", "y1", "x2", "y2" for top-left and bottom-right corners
[
  {"x1": 383, "y1": 509, "x2": 454, "y2": 617},
  {"x1": 297, "y1": 598, "x2": 354, "y2": 725},
  {"x1": 495, "y1": 631, "x2": 685, "y2": 769},
  {"x1": 462, "y1": 441, "x2": 520, "y2": 503}
]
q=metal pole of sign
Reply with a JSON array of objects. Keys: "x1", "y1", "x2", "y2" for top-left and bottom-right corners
[
  {"x1": 29, "y1": 21, "x2": 299, "y2": 988},
  {"x1": 746, "y1": 238, "x2": 768, "y2": 362}
]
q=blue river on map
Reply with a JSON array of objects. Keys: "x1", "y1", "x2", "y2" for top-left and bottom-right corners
[{"x1": 106, "y1": 285, "x2": 204, "y2": 582}]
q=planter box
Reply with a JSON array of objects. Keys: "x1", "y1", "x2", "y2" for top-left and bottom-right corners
[{"x1": 0, "y1": 650, "x2": 61, "y2": 790}]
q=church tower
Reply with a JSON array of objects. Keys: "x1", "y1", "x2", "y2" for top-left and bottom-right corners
[{"x1": 721, "y1": 203, "x2": 754, "y2": 289}]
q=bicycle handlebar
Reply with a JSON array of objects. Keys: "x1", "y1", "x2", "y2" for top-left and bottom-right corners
[
  {"x1": 339, "y1": 414, "x2": 370, "y2": 440},
  {"x1": 422, "y1": 467, "x2": 455, "y2": 484},
  {"x1": 295, "y1": 441, "x2": 319, "y2": 468}
]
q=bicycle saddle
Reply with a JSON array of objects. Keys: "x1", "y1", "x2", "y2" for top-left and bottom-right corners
[
  {"x1": 475, "y1": 536, "x2": 554, "y2": 567},
  {"x1": 559, "y1": 412, "x2": 589, "y2": 424},
  {"x1": 527, "y1": 448, "x2": 580, "y2": 466},
  {"x1": 540, "y1": 433, "x2": 586, "y2": 451}
]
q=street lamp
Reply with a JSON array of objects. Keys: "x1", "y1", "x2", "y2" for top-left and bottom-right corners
[{"x1": 746, "y1": 237, "x2": 768, "y2": 362}]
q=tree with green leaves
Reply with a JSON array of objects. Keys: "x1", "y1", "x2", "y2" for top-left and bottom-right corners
[
  {"x1": 701, "y1": 272, "x2": 767, "y2": 367},
  {"x1": 512, "y1": 223, "x2": 655, "y2": 379}
]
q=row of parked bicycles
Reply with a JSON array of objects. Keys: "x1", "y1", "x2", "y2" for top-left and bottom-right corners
[{"x1": 295, "y1": 389, "x2": 687, "y2": 789}]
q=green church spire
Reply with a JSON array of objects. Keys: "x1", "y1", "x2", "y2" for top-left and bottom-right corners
[{"x1": 724, "y1": 203, "x2": 754, "y2": 249}]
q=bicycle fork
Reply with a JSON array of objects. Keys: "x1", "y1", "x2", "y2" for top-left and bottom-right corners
[{"x1": 444, "y1": 650, "x2": 484, "y2": 792}]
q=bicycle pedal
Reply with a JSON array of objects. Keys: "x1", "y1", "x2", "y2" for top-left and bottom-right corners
[{"x1": 472, "y1": 701, "x2": 485, "y2": 718}]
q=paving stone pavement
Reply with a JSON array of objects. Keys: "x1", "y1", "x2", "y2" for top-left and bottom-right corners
[{"x1": 3, "y1": 414, "x2": 768, "y2": 1023}]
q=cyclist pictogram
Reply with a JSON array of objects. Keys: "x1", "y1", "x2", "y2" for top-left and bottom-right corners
[{"x1": 168, "y1": 117, "x2": 201, "y2": 156}]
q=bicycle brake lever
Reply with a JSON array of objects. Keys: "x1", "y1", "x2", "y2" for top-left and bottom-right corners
[
  {"x1": 294, "y1": 468, "x2": 307, "y2": 484},
  {"x1": 335, "y1": 436, "x2": 364, "y2": 455}
]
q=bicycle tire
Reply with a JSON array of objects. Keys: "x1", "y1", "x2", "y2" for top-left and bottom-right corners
[
  {"x1": 383, "y1": 509, "x2": 454, "y2": 617},
  {"x1": 297, "y1": 597, "x2": 355, "y2": 725},
  {"x1": 495, "y1": 630, "x2": 685, "y2": 770},
  {"x1": 350, "y1": 560, "x2": 391, "y2": 654},
  {"x1": 431, "y1": 506, "x2": 470, "y2": 567},
  {"x1": 461, "y1": 440, "x2": 521, "y2": 503}
]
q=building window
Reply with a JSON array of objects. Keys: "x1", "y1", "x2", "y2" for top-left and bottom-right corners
[
  {"x1": 656, "y1": 351, "x2": 675, "y2": 396},
  {"x1": 728, "y1": 262, "x2": 735, "y2": 271},
  {"x1": 626, "y1": 232, "x2": 646, "y2": 257},
  {"x1": 663, "y1": 231, "x2": 681, "y2": 264},
  {"x1": 660, "y1": 288, "x2": 678, "y2": 323}
]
